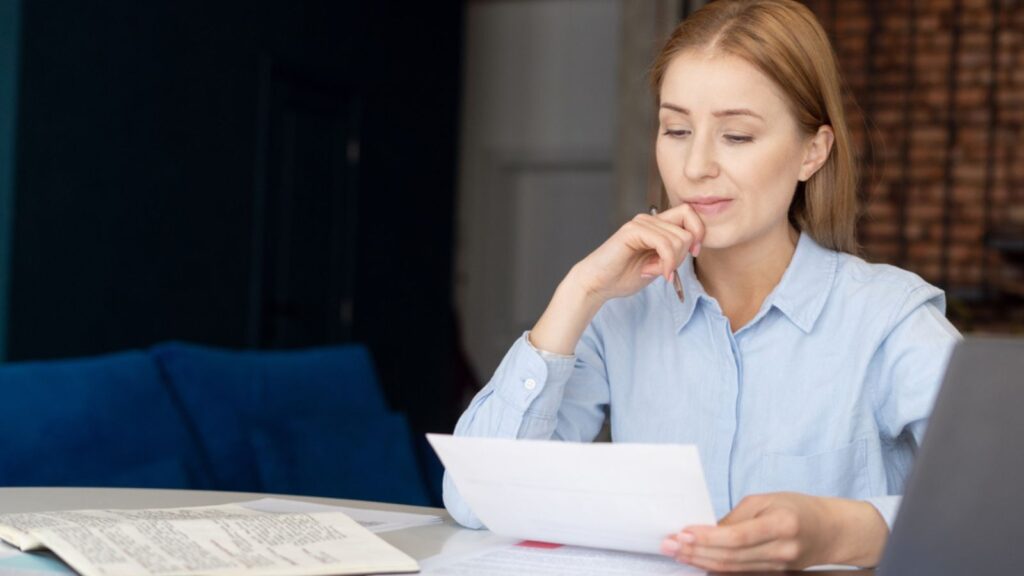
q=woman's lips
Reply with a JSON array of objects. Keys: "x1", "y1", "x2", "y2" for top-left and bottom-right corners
[{"x1": 686, "y1": 198, "x2": 733, "y2": 216}]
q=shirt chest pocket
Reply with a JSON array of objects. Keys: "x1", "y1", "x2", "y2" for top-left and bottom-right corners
[{"x1": 755, "y1": 438, "x2": 871, "y2": 500}]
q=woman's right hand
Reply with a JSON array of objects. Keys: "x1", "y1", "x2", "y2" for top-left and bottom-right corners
[
  {"x1": 529, "y1": 203, "x2": 705, "y2": 355},
  {"x1": 572, "y1": 202, "x2": 705, "y2": 302}
]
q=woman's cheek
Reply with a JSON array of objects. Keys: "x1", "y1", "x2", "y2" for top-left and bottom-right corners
[{"x1": 656, "y1": 147, "x2": 686, "y2": 193}]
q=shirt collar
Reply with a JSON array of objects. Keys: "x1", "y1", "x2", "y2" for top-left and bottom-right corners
[
  {"x1": 767, "y1": 233, "x2": 838, "y2": 333},
  {"x1": 668, "y1": 232, "x2": 838, "y2": 334}
]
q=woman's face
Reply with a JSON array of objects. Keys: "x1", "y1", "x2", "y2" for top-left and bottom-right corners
[{"x1": 656, "y1": 51, "x2": 820, "y2": 251}]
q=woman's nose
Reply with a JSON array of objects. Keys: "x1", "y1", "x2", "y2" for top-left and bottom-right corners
[{"x1": 683, "y1": 136, "x2": 720, "y2": 181}]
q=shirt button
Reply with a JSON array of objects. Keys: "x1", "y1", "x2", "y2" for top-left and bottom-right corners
[{"x1": 524, "y1": 378, "x2": 537, "y2": 391}]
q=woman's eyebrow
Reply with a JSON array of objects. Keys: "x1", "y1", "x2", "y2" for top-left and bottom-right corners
[
  {"x1": 659, "y1": 103, "x2": 690, "y2": 115},
  {"x1": 660, "y1": 102, "x2": 765, "y2": 121},
  {"x1": 713, "y1": 108, "x2": 765, "y2": 121}
]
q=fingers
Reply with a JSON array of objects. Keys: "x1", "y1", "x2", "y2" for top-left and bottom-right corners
[
  {"x1": 638, "y1": 253, "x2": 667, "y2": 278},
  {"x1": 654, "y1": 203, "x2": 705, "y2": 255},
  {"x1": 681, "y1": 516, "x2": 780, "y2": 550},
  {"x1": 637, "y1": 222, "x2": 687, "y2": 281},
  {"x1": 661, "y1": 524, "x2": 796, "y2": 572},
  {"x1": 643, "y1": 216, "x2": 698, "y2": 260},
  {"x1": 627, "y1": 215, "x2": 693, "y2": 281},
  {"x1": 662, "y1": 503, "x2": 805, "y2": 572},
  {"x1": 672, "y1": 533, "x2": 800, "y2": 567}
]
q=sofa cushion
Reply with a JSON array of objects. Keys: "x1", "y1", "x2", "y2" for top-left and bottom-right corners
[
  {"x1": 250, "y1": 413, "x2": 431, "y2": 506},
  {"x1": 0, "y1": 350, "x2": 203, "y2": 488},
  {"x1": 151, "y1": 342, "x2": 390, "y2": 492}
]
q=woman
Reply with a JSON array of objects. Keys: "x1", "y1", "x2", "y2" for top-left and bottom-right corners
[{"x1": 443, "y1": 0, "x2": 961, "y2": 570}]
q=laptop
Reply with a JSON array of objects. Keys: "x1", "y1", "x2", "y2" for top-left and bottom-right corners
[{"x1": 878, "y1": 337, "x2": 1024, "y2": 574}]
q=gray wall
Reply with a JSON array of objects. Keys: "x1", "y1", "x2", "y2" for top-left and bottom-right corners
[{"x1": 456, "y1": 0, "x2": 622, "y2": 385}]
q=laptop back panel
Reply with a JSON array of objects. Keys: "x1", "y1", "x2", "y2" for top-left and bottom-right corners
[{"x1": 879, "y1": 337, "x2": 1024, "y2": 574}]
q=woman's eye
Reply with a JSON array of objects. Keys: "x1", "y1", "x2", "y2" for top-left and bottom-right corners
[
  {"x1": 724, "y1": 134, "x2": 754, "y2": 144},
  {"x1": 663, "y1": 129, "x2": 690, "y2": 138}
]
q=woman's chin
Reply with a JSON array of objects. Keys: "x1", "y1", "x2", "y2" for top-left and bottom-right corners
[{"x1": 695, "y1": 229, "x2": 732, "y2": 252}]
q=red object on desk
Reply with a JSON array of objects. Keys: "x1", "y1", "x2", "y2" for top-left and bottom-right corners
[{"x1": 517, "y1": 541, "x2": 563, "y2": 549}]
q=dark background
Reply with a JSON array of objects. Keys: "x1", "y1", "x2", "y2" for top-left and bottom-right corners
[{"x1": 3, "y1": 0, "x2": 465, "y2": 435}]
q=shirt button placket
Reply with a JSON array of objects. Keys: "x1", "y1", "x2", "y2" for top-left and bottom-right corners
[{"x1": 723, "y1": 321, "x2": 743, "y2": 512}]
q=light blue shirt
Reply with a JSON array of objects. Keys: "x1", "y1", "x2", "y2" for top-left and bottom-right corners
[{"x1": 444, "y1": 233, "x2": 962, "y2": 531}]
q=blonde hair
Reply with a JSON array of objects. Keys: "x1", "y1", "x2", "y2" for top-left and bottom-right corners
[{"x1": 651, "y1": 0, "x2": 859, "y2": 253}]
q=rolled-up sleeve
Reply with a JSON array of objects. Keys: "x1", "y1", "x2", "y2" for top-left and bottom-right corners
[{"x1": 866, "y1": 284, "x2": 962, "y2": 529}]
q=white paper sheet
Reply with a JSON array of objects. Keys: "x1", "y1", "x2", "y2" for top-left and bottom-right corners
[
  {"x1": 419, "y1": 542, "x2": 706, "y2": 575},
  {"x1": 427, "y1": 434, "x2": 716, "y2": 555}
]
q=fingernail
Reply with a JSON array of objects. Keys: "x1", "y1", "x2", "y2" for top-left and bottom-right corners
[
  {"x1": 679, "y1": 532, "x2": 696, "y2": 544},
  {"x1": 640, "y1": 273, "x2": 655, "y2": 280},
  {"x1": 661, "y1": 538, "x2": 681, "y2": 555},
  {"x1": 668, "y1": 271, "x2": 676, "y2": 283},
  {"x1": 693, "y1": 242, "x2": 702, "y2": 257}
]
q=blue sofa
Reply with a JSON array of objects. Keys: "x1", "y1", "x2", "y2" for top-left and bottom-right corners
[{"x1": 0, "y1": 342, "x2": 434, "y2": 506}]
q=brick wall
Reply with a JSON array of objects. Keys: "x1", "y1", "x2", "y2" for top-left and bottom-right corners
[{"x1": 803, "y1": 0, "x2": 1024, "y2": 332}]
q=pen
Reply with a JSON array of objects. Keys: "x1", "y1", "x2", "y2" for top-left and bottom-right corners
[{"x1": 649, "y1": 206, "x2": 685, "y2": 303}]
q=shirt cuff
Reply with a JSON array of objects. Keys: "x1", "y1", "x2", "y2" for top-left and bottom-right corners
[{"x1": 493, "y1": 332, "x2": 576, "y2": 418}]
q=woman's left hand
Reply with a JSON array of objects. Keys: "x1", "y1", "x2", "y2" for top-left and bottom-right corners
[{"x1": 660, "y1": 492, "x2": 887, "y2": 572}]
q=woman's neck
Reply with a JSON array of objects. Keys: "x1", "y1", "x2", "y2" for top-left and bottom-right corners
[{"x1": 694, "y1": 224, "x2": 800, "y2": 330}]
